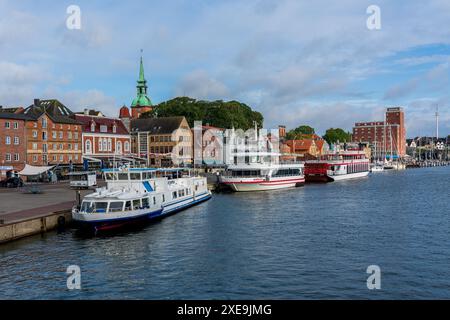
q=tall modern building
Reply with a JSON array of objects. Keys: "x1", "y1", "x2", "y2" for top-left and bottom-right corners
[
  {"x1": 130, "y1": 56, "x2": 153, "y2": 119},
  {"x1": 352, "y1": 107, "x2": 406, "y2": 158}
]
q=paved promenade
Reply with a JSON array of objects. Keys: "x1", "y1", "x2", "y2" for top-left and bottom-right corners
[{"x1": 0, "y1": 182, "x2": 94, "y2": 223}]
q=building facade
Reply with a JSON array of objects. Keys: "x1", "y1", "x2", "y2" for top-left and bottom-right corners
[
  {"x1": 0, "y1": 113, "x2": 30, "y2": 176},
  {"x1": 131, "y1": 116, "x2": 192, "y2": 167},
  {"x1": 74, "y1": 114, "x2": 131, "y2": 159},
  {"x1": 23, "y1": 99, "x2": 83, "y2": 166},
  {"x1": 352, "y1": 107, "x2": 406, "y2": 158}
]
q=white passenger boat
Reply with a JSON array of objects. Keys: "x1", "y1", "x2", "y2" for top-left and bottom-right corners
[
  {"x1": 72, "y1": 168, "x2": 211, "y2": 232},
  {"x1": 305, "y1": 149, "x2": 370, "y2": 182},
  {"x1": 220, "y1": 163, "x2": 305, "y2": 192}
]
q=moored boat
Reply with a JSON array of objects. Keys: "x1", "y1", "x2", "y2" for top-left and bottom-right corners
[
  {"x1": 220, "y1": 162, "x2": 305, "y2": 192},
  {"x1": 305, "y1": 149, "x2": 370, "y2": 182},
  {"x1": 72, "y1": 168, "x2": 211, "y2": 233}
]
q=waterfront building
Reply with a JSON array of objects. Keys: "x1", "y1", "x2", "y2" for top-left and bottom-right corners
[
  {"x1": 131, "y1": 116, "x2": 192, "y2": 167},
  {"x1": 73, "y1": 113, "x2": 131, "y2": 163},
  {"x1": 0, "y1": 112, "x2": 30, "y2": 177},
  {"x1": 22, "y1": 99, "x2": 83, "y2": 166},
  {"x1": 352, "y1": 107, "x2": 406, "y2": 158},
  {"x1": 192, "y1": 125, "x2": 225, "y2": 166},
  {"x1": 130, "y1": 56, "x2": 153, "y2": 119}
]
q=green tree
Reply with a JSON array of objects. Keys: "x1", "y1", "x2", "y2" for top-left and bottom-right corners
[
  {"x1": 285, "y1": 125, "x2": 315, "y2": 140},
  {"x1": 322, "y1": 128, "x2": 352, "y2": 145},
  {"x1": 141, "y1": 97, "x2": 263, "y2": 130}
]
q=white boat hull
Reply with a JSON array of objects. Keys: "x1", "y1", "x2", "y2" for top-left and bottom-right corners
[
  {"x1": 328, "y1": 171, "x2": 369, "y2": 181},
  {"x1": 221, "y1": 177, "x2": 305, "y2": 192}
]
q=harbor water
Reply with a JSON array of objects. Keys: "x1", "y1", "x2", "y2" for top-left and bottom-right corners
[{"x1": 0, "y1": 167, "x2": 449, "y2": 299}]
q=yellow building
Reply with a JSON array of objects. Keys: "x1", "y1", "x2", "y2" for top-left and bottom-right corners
[{"x1": 131, "y1": 116, "x2": 192, "y2": 167}]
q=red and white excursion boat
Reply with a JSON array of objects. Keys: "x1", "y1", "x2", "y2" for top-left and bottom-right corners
[
  {"x1": 220, "y1": 162, "x2": 305, "y2": 192},
  {"x1": 304, "y1": 149, "x2": 370, "y2": 182}
]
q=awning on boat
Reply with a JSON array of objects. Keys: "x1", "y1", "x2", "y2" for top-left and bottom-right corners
[{"x1": 18, "y1": 164, "x2": 55, "y2": 176}]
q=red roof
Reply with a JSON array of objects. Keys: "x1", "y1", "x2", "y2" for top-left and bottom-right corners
[
  {"x1": 119, "y1": 105, "x2": 131, "y2": 118},
  {"x1": 74, "y1": 114, "x2": 129, "y2": 135}
]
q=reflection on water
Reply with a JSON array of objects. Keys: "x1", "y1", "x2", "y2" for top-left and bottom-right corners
[{"x1": 0, "y1": 167, "x2": 449, "y2": 299}]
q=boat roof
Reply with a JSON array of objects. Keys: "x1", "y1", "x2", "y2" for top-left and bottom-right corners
[{"x1": 102, "y1": 167, "x2": 189, "y2": 173}]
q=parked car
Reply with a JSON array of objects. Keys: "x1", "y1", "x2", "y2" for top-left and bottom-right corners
[{"x1": 0, "y1": 177, "x2": 24, "y2": 188}]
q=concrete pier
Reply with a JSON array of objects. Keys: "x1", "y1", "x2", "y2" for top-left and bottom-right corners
[{"x1": 0, "y1": 182, "x2": 93, "y2": 244}]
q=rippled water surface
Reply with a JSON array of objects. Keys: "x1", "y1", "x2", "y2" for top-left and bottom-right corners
[{"x1": 1, "y1": 167, "x2": 449, "y2": 299}]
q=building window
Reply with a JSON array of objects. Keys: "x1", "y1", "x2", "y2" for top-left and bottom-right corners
[
  {"x1": 52, "y1": 131, "x2": 57, "y2": 139},
  {"x1": 74, "y1": 143, "x2": 78, "y2": 151},
  {"x1": 102, "y1": 139, "x2": 107, "y2": 152},
  {"x1": 5, "y1": 121, "x2": 10, "y2": 129},
  {"x1": 42, "y1": 131, "x2": 47, "y2": 140},
  {"x1": 14, "y1": 136, "x2": 19, "y2": 145},
  {"x1": 33, "y1": 155, "x2": 37, "y2": 162},
  {"x1": 42, "y1": 118, "x2": 47, "y2": 128},
  {"x1": 91, "y1": 123, "x2": 95, "y2": 132},
  {"x1": 108, "y1": 138, "x2": 112, "y2": 151},
  {"x1": 13, "y1": 122, "x2": 18, "y2": 129},
  {"x1": 5, "y1": 136, "x2": 11, "y2": 145},
  {"x1": 32, "y1": 130, "x2": 38, "y2": 138},
  {"x1": 59, "y1": 143, "x2": 63, "y2": 150},
  {"x1": 113, "y1": 124, "x2": 117, "y2": 133},
  {"x1": 124, "y1": 141, "x2": 130, "y2": 152},
  {"x1": 74, "y1": 132, "x2": 78, "y2": 139},
  {"x1": 5, "y1": 153, "x2": 11, "y2": 162},
  {"x1": 14, "y1": 154, "x2": 19, "y2": 161},
  {"x1": 68, "y1": 143, "x2": 72, "y2": 150},
  {"x1": 43, "y1": 144, "x2": 48, "y2": 153},
  {"x1": 60, "y1": 155, "x2": 64, "y2": 161},
  {"x1": 59, "y1": 131, "x2": 63, "y2": 139},
  {"x1": 116, "y1": 141, "x2": 122, "y2": 154},
  {"x1": 99, "y1": 139, "x2": 102, "y2": 151},
  {"x1": 100, "y1": 125, "x2": 107, "y2": 133},
  {"x1": 33, "y1": 143, "x2": 38, "y2": 150},
  {"x1": 43, "y1": 154, "x2": 47, "y2": 163},
  {"x1": 53, "y1": 155, "x2": 57, "y2": 161},
  {"x1": 68, "y1": 131, "x2": 72, "y2": 139},
  {"x1": 53, "y1": 144, "x2": 57, "y2": 151},
  {"x1": 85, "y1": 140, "x2": 92, "y2": 153}
]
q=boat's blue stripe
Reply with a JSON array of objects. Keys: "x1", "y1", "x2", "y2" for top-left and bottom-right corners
[
  {"x1": 163, "y1": 193, "x2": 211, "y2": 214},
  {"x1": 77, "y1": 208, "x2": 164, "y2": 224}
]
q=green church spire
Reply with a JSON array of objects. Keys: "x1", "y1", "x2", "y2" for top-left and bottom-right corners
[{"x1": 131, "y1": 52, "x2": 152, "y2": 108}]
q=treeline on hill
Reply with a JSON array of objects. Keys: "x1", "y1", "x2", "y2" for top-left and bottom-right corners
[
  {"x1": 286, "y1": 125, "x2": 352, "y2": 145},
  {"x1": 141, "y1": 97, "x2": 264, "y2": 130}
]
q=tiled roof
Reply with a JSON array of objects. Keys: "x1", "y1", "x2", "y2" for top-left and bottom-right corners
[
  {"x1": 74, "y1": 114, "x2": 129, "y2": 135},
  {"x1": 131, "y1": 116, "x2": 187, "y2": 134},
  {"x1": 23, "y1": 99, "x2": 82, "y2": 125},
  {"x1": 0, "y1": 112, "x2": 34, "y2": 121}
]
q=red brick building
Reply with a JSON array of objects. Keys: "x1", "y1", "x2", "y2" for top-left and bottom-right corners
[
  {"x1": 74, "y1": 114, "x2": 131, "y2": 159},
  {"x1": 0, "y1": 113, "x2": 30, "y2": 176},
  {"x1": 352, "y1": 107, "x2": 406, "y2": 158},
  {"x1": 23, "y1": 99, "x2": 83, "y2": 166}
]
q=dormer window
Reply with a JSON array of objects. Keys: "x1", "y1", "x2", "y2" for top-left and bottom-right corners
[
  {"x1": 112, "y1": 124, "x2": 117, "y2": 133},
  {"x1": 91, "y1": 122, "x2": 95, "y2": 132},
  {"x1": 100, "y1": 125, "x2": 107, "y2": 133}
]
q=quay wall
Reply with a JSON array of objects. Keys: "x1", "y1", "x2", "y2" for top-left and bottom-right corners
[{"x1": 0, "y1": 210, "x2": 72, "y2": 244}]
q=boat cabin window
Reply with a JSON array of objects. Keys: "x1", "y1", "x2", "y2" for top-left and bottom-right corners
[
  {"x1": 172, "y1": 191, "x2": 177, "y2": 199},
  {"x1": 142, "y1": 197, "x2": 149, "y2": 208},
  {"x1": 125, "y1": 201, "x2": 132, "y2": 211},
  {"x1": 92, "y1": 202, "x2": 108, "y2": 213},
  {"x1": 81, "y1": 201, "x2": 92, "y2": 212},
  {"x1": 118, "y1": 173, "x2": 129, "y2": 180},
  {"x1": 130, "y1": 173, "x2": 141, "y2": 180},
  {"x1": 105, "y1": 172, "x2": 117, "y2": 181},
  {"x1": 153, "y1": 197, "x2": 156, "y2": 205},
  {"x1": 186, "y1": 188, "x2": 190, "y2": 195},
  {"x1": 133, "y1": 199, "x2": 141, "y2": 210},
  {"x1": 109, "y1": 201, "x2": 124, "y2": 212}
]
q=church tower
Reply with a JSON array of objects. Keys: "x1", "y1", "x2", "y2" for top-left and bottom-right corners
[{"x1": 131, "y1": 54, "x2": 153, "y2": 118}]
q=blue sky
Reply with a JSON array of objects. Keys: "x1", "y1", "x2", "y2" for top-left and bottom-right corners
[{"x1": 0, "y1": 0, "x2": 449, "y2": 137}]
